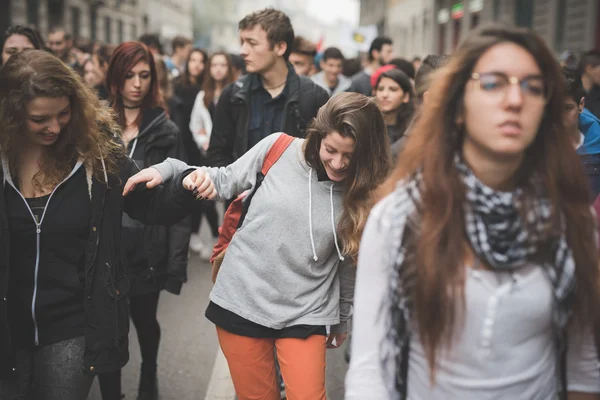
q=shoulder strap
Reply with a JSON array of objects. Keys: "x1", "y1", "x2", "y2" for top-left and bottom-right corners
[{"x1": 261, "y1": 134, "x2": 295, "y2": 175}]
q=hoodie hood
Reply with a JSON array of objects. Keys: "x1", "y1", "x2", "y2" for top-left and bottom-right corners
[
  {"x1": 577, "y1": 108, "x2": 600, "y2": 155},
  {"x1": 311, "y1": 71, "x2": 352, "y2": 96}
]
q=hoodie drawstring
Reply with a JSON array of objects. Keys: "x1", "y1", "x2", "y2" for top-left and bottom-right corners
[
  {"x1": 308, "y1": 168, "x2": 345, "y2": 262},
  {"x1": 128, "y1": 137, "x2": 138, "y2": 159},
  {"x1": 330, "y1": 184, "x2": 345, "y2": 262},
  {"x1": 308, "y1": 170, "x2": 318, "y2": 262}
]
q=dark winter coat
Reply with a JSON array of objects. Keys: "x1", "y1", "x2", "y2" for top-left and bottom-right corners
[
  {"x1": 124, "y1": 108, "x2": 192, "y2": 296},
  {"x1": 207, "y1": 64, "x2": 329, "y2": 167},
  {"x1": 0, "y1": 148, "x2": 196, "y2": 379}
]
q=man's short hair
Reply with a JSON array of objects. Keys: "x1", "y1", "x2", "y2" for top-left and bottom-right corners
[
  {"x1": 414, "y1": 54, "x2": 449, "y2": 98},
  {"x1": 49, "y1": 26, "x2": 71, "y2": 41},
  {"x1": 139, "y1": 33, "x2": 163, "y2": 55},
  {"x1": 239, "y1": 8, "x2": 295, "y2": 61},
  {"x1": 580, "y1": 50, "x2": 600, "y2": 74},
  {"x1": 322, "y1": 47, "x2": 344, "y2": 62},
  {"x1": 389, "y1": 58, "x2": 415, "y2": 79},
  {"x1": 171, "y1": 36, "x2": 191, "y2": 52},
  {"x1": 563, "y1": 67, "x2": 585, "y2": 105},
  {"x1": 412, "y1": 56, "x2": 421, "y2": 62},
  {"x1": 292, "y1": 36, "x2": 316, "y2": 57},
  {"x1": 368, "y1": 36, "x2": 392, "y2": 62}
]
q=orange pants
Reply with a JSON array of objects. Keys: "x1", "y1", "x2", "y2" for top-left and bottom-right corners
[{"x1": 216, "y1": 327, "x2": 327, "y2": 400}]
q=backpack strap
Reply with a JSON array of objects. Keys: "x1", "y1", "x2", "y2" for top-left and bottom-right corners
[{"x1": 261, "y1": 134, "x2": 295, "y2": 175}]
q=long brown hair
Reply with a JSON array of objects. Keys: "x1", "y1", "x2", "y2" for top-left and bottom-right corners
[
  {"x1": 203, "y1": 51, "x2": 235, "y2": 108},
  {"x1": 105, "y1": 41, "x2": 163, "y2": 128},
  {"x1": 381, "y1": 24, "x2": 599, "y2": 376},
  {"x1": 304, "y1": 92, "x2": 391, "y2": 261},
  {"x1": 0, "y1": 49, "x2": 123, "y2": 189}
]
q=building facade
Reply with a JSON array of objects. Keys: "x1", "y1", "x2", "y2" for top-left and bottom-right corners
[
  {"x1": 371, "y1": 0, "x2": 600, "y2": 58},
  {"x1": 1, "y1": 0, "x2": 193, "y2": 47}
]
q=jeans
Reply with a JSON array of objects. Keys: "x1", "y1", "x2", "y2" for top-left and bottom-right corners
[
  {"x1": 0, "y1": 336, "x2": 93, "y2": 400},
  {"x1": 581, "y1": 153, "x2": 600, "y2": 200}
]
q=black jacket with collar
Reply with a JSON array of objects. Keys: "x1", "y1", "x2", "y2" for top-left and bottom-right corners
[
  {"x1": 207, "y1": 64, "x2": 329, "y2": 167},
  {"x1": 0, "y1": 149, "x2": 196, "y2": 379},
  {"x1": 125, "y1": 108, "x2": 192, "y2": 296}
]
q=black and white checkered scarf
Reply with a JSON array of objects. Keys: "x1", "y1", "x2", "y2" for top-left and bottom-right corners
[{"x1": 382, "y1": 157, "x2": 576, "y2": 399}]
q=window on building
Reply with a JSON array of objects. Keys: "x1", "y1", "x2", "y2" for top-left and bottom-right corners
[
  {"x1": 438, "y1": 23, "x2": 446, "y2": 54},
  {"x1": 118, "y1": 19, "x2": 124, "y2": 43},
  {"x1": 90, "y1": 7, "x2": 97, "y2": 41},
  {"x1": 471, "y1": 12, "x2": 480, "y2": 29},
  {"x1": 47, "y1": 0, "x2": 64, "y2": 29},
  {"x1": 515, "y1": 0, "x2": 534, "y2": 28},
  {"x1": 423, "y1": 10, "x2": 429, "y2": 48},
  {"x1": 131, "y1": 23, "x2": 137, "y2": 40},
  {"x1": 453, "y1": 19, "x2": 461, "y2": 50},
  {"x1": 596, "y1": 2, "x2": 600, "y2": 50},
  {"x1": 0, "y1": 0, "x2": 11, "y2": 37},
  {"x1": 26, "y1": 0, "x2": 39, "y2": 27},
  {"x1": 104, "y1": 16, "x2": 112, "y2": 44},
  {"x1": 493, "y1": 0, "x2": 501, "y2": 20},
  {"x1": 70, "y1": 6, "x2": 81, "y2": 40},
  {"x1": 554, "y1": 0, "x2": 566, "y2": 51}
]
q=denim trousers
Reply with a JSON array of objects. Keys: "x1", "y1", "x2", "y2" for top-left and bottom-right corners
[{"x1": 0, "y1": 336, "x2": 93, "y2": 400}]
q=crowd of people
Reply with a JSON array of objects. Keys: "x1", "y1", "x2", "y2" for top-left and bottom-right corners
[{"x1": 1, "y1": 6, "x2": 600, "y2": 400}]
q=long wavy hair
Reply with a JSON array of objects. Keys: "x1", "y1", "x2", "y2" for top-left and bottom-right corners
[
  {"x1": 0, "y1": 50, "x2": 123, "y2": 189},
  {"x1": 304, "y1": 92, "x2": 391, "y2": 262},
  {"x1": 380, "y1": 24, "x2": 600, "y2": 376},
  {"x1": 203, "y1": 51, "x2": 235, "y2": 108},
  {"x1": 106, "y1": 41, "x2": 163, "y2": 129}
]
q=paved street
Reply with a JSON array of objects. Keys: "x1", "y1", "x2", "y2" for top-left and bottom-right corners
[{"x1": 88, "y1": 218, "x2": 348, "y2": 400}]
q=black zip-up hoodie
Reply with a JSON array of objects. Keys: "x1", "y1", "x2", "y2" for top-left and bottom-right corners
[
  {"x1": 0, "y1": 146, "x2": 196, "y2": 379},
  {"x1": 123, "y1": 107, "x2": 191, "y2": 295}
]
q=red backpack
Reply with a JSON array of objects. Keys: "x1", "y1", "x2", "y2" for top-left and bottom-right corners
[{"x1": 210, "y1": 134, "x2": 295, "y2": 282}]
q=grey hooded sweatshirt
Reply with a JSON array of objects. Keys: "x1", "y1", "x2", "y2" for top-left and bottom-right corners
[{"x1": 154, "y1": 133, "x2": 355, "y2": 333}]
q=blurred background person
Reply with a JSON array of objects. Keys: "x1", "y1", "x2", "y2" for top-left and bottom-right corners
[
  {"x1": 47, "y1": 26, "x2": 76, "y2": 66},
  {"x1": 374, "y1": 69, "x2": 415, "y2": 145},
  {"x1": 348, "y1": 36, "x2": 393, "y2": 96},
  {"x1": 289, "y1": 36, "x2": 317, "y2": 77},
  {"x1": 82, "y1": 44, "x2": 112, "y2": 101},
  {"x1": 165, "y1": 36, "x2": 192, "y2": 78},
  {"x1": 312, "y1": 47, "x2": 351, "y2": 95},
  {"x1": 580, "y1": 50, "x2": 600, "y2": 119},
  {"x1": 1, "y1": 25, "x2": 45, "y2": 66},
  {"x1": 188, "y1": 51, "x2": 235, "y2": 256},
  {"x1": 229, "y1": 53, "x2": 246, "y2": 81}
]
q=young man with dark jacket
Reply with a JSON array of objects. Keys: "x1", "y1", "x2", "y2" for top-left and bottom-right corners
[{"x1": 207, "y1": 8, "x2": 329, "y2": 168}]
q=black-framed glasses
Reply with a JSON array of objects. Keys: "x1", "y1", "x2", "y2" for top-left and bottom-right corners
[{"x1": 470, "y1": 72, "x2": 550, "y2": 102}]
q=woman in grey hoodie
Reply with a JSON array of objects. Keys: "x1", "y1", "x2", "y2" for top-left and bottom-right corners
[{"x1": 124, "y1": 92, "x2": 391, "y2": 400}]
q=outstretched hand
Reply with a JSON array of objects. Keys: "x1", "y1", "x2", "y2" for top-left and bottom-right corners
[
  {"x1": 182, "y1": 169, "x2": 218, "y2": 200},
  {"x1": 123, "y1": 168, "x2": 164, "y2": 196}
]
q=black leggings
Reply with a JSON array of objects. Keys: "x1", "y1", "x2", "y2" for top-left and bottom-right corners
[
  {"x1": 98, "y1": 292, "x2": 161, "y2": 399},
  {"x1": 192, "y1": 200, "x2": 219, "y2": 238}
]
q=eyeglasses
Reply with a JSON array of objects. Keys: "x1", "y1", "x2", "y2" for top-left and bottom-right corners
[{"x1": 470, "y1": 72, "x2": 550, "y2": 102}]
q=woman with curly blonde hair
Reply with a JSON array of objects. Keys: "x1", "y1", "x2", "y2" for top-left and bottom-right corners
[
  {"x1": 0, "y1": 50, "x2": 195, "y2": 400},
  {"x1": 124, "y1": 91, "x2": 391, "y2": 399}
]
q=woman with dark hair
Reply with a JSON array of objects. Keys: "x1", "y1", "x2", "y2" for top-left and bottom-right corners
[
  {"x1": 171, "y1": 48, "x2": 207, "y2": 166},
  {"x1": 188, "y1": 51, "x2": 235, "y2": 255},
  {"x1": 124, "y1": 92, "x2": 391, "y2": 399},
  {"x1": 104, "y1": 41, "x2": 191, "y2": 400},
  {"x1": 346, "y1": 25, "x2": 600, "y2": 399},
  {"x1": 374, "y1": 69, "x2": 415, "y2": 144},
  {"x1": 1, "y1": 25, "x2": 45, "y2": 65},
  {"x1": 0, "y1": 50, "x2": 194, "y2": 400}
]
